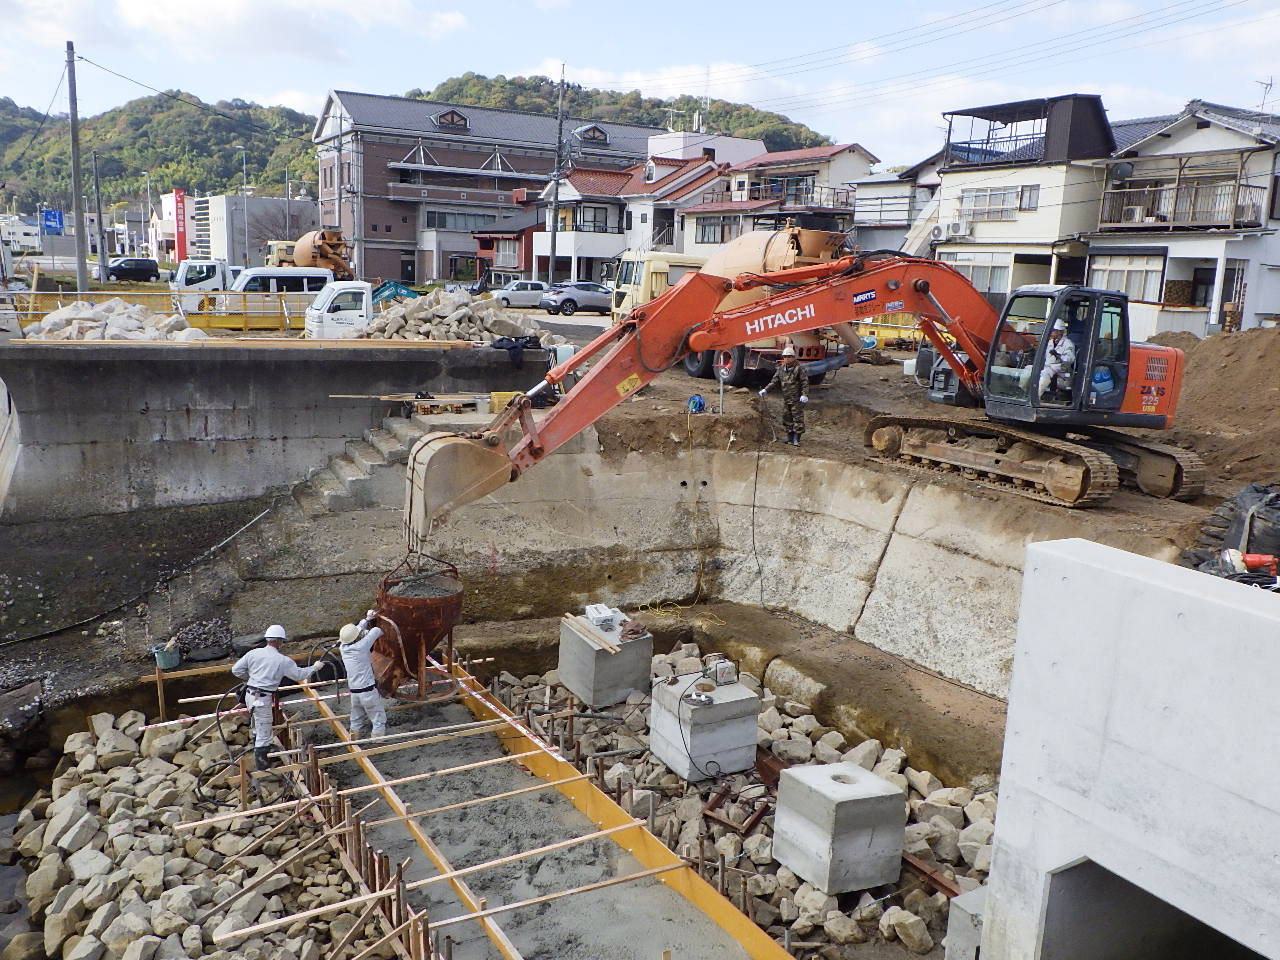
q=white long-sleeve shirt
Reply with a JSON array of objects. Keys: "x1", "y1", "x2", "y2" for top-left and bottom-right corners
[
  {"x1": 1045, "y1": 334, "x2": 1076, "y2": 375},
  {"x1": 340, "y1": 617, "x2": 384, "y2": 691},
  {"x1": 232, "y1": 644, "x2": 318, "y2": 692}
]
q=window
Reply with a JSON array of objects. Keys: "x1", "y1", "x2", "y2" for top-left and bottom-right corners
[
  {"x1": 938, "y1": 250, "x2": 1011, "y2": 309},
  {"x1": 276, "y1": 276, "x2": 306, "y2": 292},
  {"x1": 240, "y1": 276, "x2": 269, "y2": 292},
  {"x1": 959, "y1": 186, "x2": 1020, "y2": 222},
  {"x1": 495, "y1": 238, "x2": 518, "y2": 268},
  {"x1": 625, "y1": 210, "x2": 633, "y2": 230},
  {"x1": 578, "y1": 206, "x2": 609, "y2": 232},
  {"x1": 421, "y1": 211, "x2": 498, "y2": 231},
  {"x1": 402, "y1": 216, "x2": 409, "y2": 223},
  {"x1": 385, "y1": 224, "x2": 391, "y2": 232},
  {"x1": 1088, "y1": 254, "x2": 1164, "y2": 302},
  {"x1": 640, "y1": 213, "x2": 648, "y2": 224},
  {"x1": 987, "y1": 294, "x2": 1052, "y2": 403},
  {"x1": 576, "y1": 125, "x2": 609, "y2": 144},
  {"x1": 434, "y1": 110, "x2": 469, "y2": 130},
  {"x1": 329, "y1": 291, "x2": 365, "y2": 312},
  {"x1": 370, "y1": 224, "x2": 378, "y2": 232},
  {"x1": 696, "y1": 215, "x2": 741, "y2": 244},
  {"x1": 736, "y1": 179, "x2": 747, "y2": 191},
  {"x1": 1019, "y1": 184, "x2": 1040, "y2": 211}
]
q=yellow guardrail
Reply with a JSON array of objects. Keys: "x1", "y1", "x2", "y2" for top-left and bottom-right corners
[{"x1": 15, "y1": 290, "x2": 308, "y2": 332}]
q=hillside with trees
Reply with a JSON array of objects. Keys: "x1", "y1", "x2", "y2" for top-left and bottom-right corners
[
  {"x1": 0, "y1": 93, "x2": 313, "y2": 212},
  {"x1": 0, "y1": 75, "x2": 830, "y2": 212},
  {"x1": 407, "y1": 73, "x2": 830, "y2": 152}
]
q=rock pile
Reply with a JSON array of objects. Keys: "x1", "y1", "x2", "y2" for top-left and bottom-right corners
[
  {"x1": 23, "y1": 299, "x2": 209, "y2": 343},
  {"x1": 493, "y1": 638, "x2": 998, "y2": 956},
  {"x1": 358, "y1": 288, "x2": 567, "y2": 347},
  {"x1": 1, "y1": 711, "x2": 395, "y2": 960}
]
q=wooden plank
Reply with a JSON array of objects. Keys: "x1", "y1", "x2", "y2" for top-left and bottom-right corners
[
  {"x1": 327, "y1": 886, "x2": 388, "y2": 959},
  {"x1": 427, "y1": 864, "x2": 685, "y2": 931},
  {"x1": 364, "y1": 774, "x2": 588, "y2": 828},
  {"x1": 178, "y1": 750, "x2": 544, "y2": 830},
  {"x1": 561, "y1": 614, "x2": 621, "y2": 654},
  {"x1": 226, "y1": 820, "x2": 642, "y2": 937},
  {"x1": 270, "y1": 715, "x2": 509, "y2": 758},
  {"x1": 266, "y1": 720, "x2": 511, "y2": 775}
]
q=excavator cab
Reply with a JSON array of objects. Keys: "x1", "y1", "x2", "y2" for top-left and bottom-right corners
[{"x1": 982, "y1": 285, "x2": 1149, "y2": 428}]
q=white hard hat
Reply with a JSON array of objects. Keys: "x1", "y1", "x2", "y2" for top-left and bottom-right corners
[
  {"x1": 264, "y1": 624, "x2": 288, "y2": 642},
  {"x1": 338, "y1": 623, "x2": 360, "y2": 645},
  {"x1": 1052, "y1": 320, "x2": 1066, "y2": 332},
  {"x1": 781, "y1": 344, "x2": 796, "y2": 357}
]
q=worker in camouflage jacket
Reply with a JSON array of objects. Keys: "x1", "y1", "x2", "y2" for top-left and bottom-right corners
[{"x1": 759, "y1": 343, "x2": 809, "y2": 445}]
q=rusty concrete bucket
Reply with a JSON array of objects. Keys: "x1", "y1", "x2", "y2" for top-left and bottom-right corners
[{"x1": 371, "y1": 556, "x2": 464, "y2": 701}]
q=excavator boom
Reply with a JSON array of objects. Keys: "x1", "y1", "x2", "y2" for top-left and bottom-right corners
[{"x1": 404, "y1": 230, "x2": 1203, "y2": 543}]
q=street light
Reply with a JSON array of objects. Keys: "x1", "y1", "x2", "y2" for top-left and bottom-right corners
[{"x1": 233, "y1": 145, "x2": 249, "y2": 266}]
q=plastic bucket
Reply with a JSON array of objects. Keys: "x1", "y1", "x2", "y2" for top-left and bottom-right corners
[
  {"x1": 150, "y1": 643, "x2": 181, "y2": 670},
  {"x1": 474, "y1": 396, "x2": 491, "y2": 414}
]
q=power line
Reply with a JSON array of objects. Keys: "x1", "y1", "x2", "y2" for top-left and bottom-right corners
[
  {"x1": 75, "y1": 54, "x2": 318, "y2": 151},
  {"x1": 0, "y1": 64, "x2": 68, "y2": 189},
  {"x1": 742, "y1": 0, "x2": 1242, "y2": 113},
  {"x1": 611, "y1": 0, "x2": 1064, "y2": 96}
]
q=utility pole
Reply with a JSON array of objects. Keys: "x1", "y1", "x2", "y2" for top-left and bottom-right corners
[
  {"x1": 91, "y1": 151, "x2": 108, "y2": 282},
  {"x1": 546, "y1": 64, "x2": 566, "y2": 286},
  {"x1": 285, "y1": 167, "x2": 292, "y2": 238},
  {"x1": 144, "y1": 171, "x2": 154, "y2": 256},
  {"x1": 334, "y1": 137, "x2": 344, "y2": 236},
  {"x1": 66, "y1": 41, "x2": 89, "y2": 291},
  {"x1": 234, "y1": 145, "x2": 249, "y2": 266}
]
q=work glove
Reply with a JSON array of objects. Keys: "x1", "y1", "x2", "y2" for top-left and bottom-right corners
[
  {"x1": 799, "y1": 395, "x2": 808, "y2": 403},
  {"x1": 366, "y1": 609, "x2": 378, "y2": 621},
  {"x1": 757, "y1": 389, "x2": 767, "y2": 397}
]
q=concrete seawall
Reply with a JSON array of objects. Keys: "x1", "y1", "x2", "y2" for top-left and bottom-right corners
[{"x1": 0, "y1": 342, "x2": 547, "y2": 522}]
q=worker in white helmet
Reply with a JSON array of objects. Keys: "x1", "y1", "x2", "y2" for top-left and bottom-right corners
[
  {"x1": 1039, "y1": 318, "x2": 1076, "y2": 400},
  {"x1": 338, "y1": 609, "x2": 386, "y2": 740},
  {"x1": 231, "y1": 624, "x2": 321, "y2": 769},
  {"x1": 758, "y1": 343, "x2": 809, "y2": 445}
]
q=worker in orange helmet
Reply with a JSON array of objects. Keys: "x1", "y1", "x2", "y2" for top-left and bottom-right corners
[{"x1": 758, "y1": 343, "x2": 809, "y2": 445}]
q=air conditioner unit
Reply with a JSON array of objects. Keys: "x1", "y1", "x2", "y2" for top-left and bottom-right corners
[
  {"x1": 946, "y1": 220, "x2": 972, "y2": 237},
  {"x1": 1121, "y1": 205, "x2": 1145, "y2": 223},
  {"x1": 930, "y1": 224, "x2": 947, "y2": 241}
]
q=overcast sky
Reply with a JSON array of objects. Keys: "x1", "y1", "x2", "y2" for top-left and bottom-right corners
[{"x1": 2, "y1": 0, "x2": 1278, "y2": 165}]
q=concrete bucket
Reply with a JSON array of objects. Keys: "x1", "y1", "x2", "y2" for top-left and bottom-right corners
[
  {"x1": 404, "y1": 432, "x2": 513, "y2": 548},
  {"x1": 370, "y1": 557, "x2": 465, "y2": 700}
]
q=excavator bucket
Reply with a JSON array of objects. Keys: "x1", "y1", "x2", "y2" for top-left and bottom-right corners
[{"x1": 403, "y1": 433, "x2": 513, "y2": 547}]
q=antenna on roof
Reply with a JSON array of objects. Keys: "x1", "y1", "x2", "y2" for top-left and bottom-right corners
[
  {"x1": 1257, "y1": 77, "x2": 1275, "y2": 112},
  {"x1": 664, "y1": 106, "x2": 687, "y2": 132}
]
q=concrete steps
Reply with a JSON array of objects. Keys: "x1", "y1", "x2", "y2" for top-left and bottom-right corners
[{"x1": 292, "y1": 415, "x2": 429, "y2": 516}]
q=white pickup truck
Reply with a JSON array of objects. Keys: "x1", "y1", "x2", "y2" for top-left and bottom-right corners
[
  {"x1": 304, "y1": 280, "x2": 374, "y2": 338},
  {"x1": 170, "y1": 260, "x2": 243, "y2": 311}
]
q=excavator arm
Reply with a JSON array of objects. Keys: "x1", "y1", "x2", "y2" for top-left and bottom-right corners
[{"x1": 404, "y1": 235, "x2": 1004, "y2": 545}]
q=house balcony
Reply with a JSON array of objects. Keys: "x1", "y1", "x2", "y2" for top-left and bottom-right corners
[
  {"x1": 388, "y1": 181, "x2": 518, "y2": 207},
  {"x1": 532, "y1": 227, "x2": 626, "y2": 260},
  {"x1": 701, "y1": 183, "x2": 855, "y2": 209},
  {"x1": 1099, "y1": 182, "x2": 1266, "y2": 230},
  {"x1": 851, "y1": 195, "x2": 919, "y2": 226}
]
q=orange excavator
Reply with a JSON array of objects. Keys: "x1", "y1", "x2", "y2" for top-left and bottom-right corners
[{"x1": 403, "y1": 228, "x2": 1203, "y2": 542}]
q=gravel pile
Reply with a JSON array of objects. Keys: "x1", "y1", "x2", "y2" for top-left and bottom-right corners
[
  {"x1": 0, "y1": 711, "x2": 397, "y2": 960},
  {"x1": 23, "y1": 299, "x2": 209, "y2": 343},
  {"x1": 358, "y1": 288, "x2": 567, "y2": 347},
  {"x1": 495, "y1": 638, "x2": 997, "y2": 956}
]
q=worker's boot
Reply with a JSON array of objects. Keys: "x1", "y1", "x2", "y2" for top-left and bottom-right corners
[
  {"x1": 785, "y1": 431, "x2": 796, "y2": 445},
  {"x1": 791, "y1": 432, "x2": 802, "y2": 447},
  {"x1": 254, "y1": 746, "x2": 272, "y2": 770}
]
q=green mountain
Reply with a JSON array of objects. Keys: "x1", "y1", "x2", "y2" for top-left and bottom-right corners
[
  {"x1": 408, "y1": 73, "x2": 830, "y2": 153},
  {"x1": 0, "y1": 93, "x2": 314, "y2": 212},
  {"x1": 0, "y1": 75, "x2": 830, "y2": 213}
]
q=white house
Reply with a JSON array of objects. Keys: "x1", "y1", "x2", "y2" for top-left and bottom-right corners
[
  {"x1": 848, "y1": 150, "x2": 945, "y2": 251},
  {"x1": 679, "y1": 143, "x2": 875, "y2": 259},
  {"x1": 1082, "y1": 100, "x2": 1280, "y2": 334},
  {"x1": 0, "y1": 215, "x2": 40, "y2": 253}
]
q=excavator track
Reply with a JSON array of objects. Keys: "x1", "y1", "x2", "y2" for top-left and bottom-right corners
[
  {"x1": 1072, "y1": 427, "x2": 1206, "y2": 502},
  {"x1": 864, "y1": 415, "x2": 1121, "y2": 508}
]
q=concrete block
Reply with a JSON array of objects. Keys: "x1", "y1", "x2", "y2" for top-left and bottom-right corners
[
  {"x1": 649, "y1": 673, "x2": 759, "y2": 781},
  {"x1": 944, "y1": 886, "x2": 986, "y2": 960},
  {"x1": 773, "y1": 761, "x2": 905, "y2": 894},
  {"x1": 557, "y1": 609, "x2": 652, "y2": 708}
]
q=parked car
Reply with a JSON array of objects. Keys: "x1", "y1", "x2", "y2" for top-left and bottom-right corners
[
  {"x1": 494, "y1": 279, "x2": 548, "y2": 308},
  {"x1": 539, "y1": 281, "x2": 613, "y2": 316},
  {"x1": 107, "y1": 257, "x2": 161, "y2": 282}
]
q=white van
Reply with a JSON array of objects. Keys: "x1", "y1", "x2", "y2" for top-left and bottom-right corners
[{"x1": 224, "y1": 266, "x2": 333, "y2": 318}]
